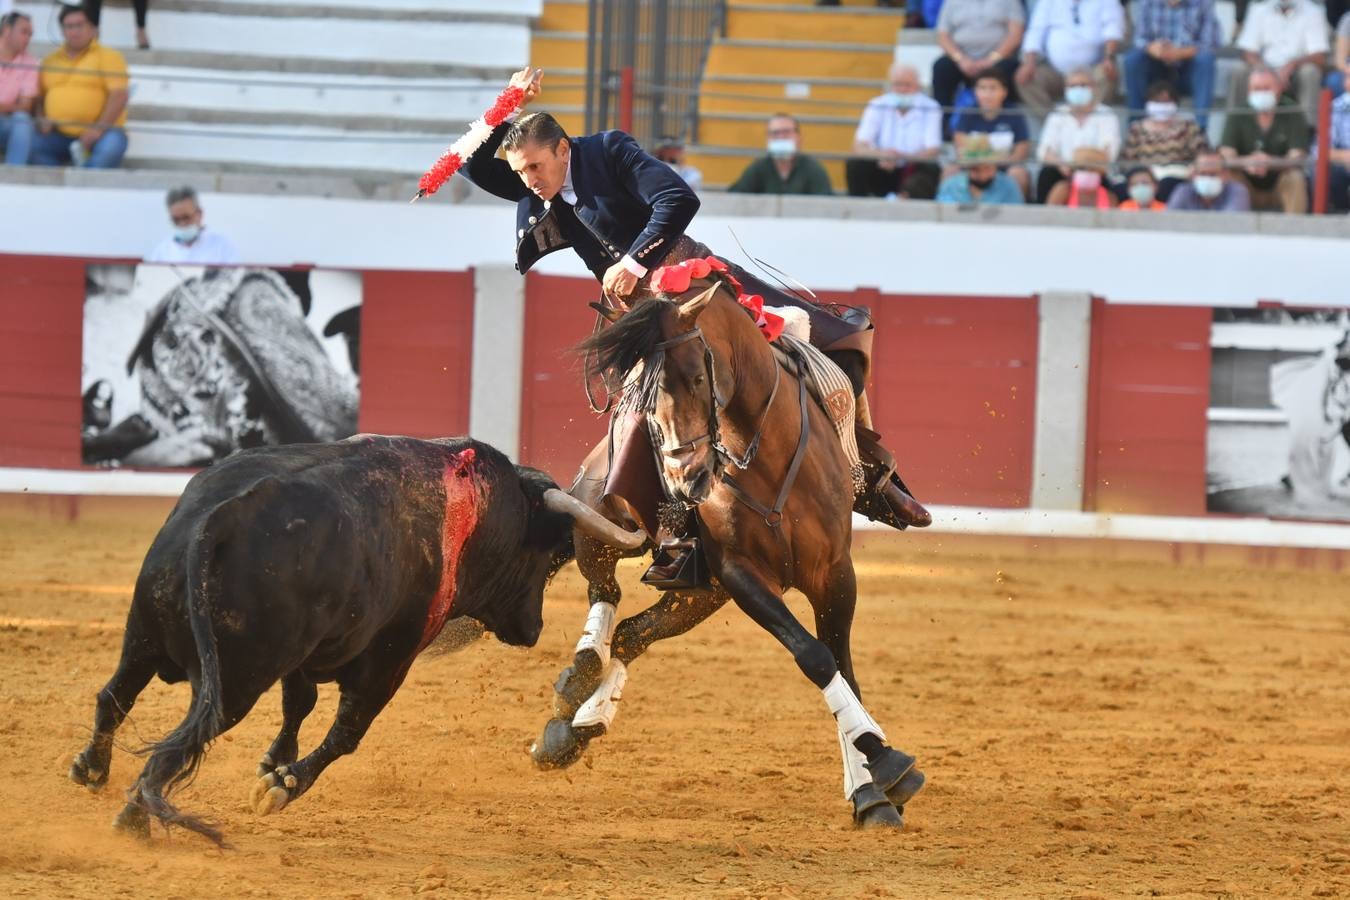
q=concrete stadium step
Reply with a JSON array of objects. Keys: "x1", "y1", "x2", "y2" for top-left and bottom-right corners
[
  {"x1": 698, "y1": 74, "x2": 880, "y2": 116},
  {"x1": 733, "y1": 0, "x2": 904, "y2": 7},
  {"x1": 15, "y1": 2, "x2": 532, "y2": 72},
  {"x1": 699, "y1": 111, "x2": 858, "y2": 153},
  {"x1": 537, "y1": 0, "x2": 588, "y2": 33},
  {"x1": 531, "y1": 31, "x2": 588, "y2": 73},
  {"x1": 726, "y1": 3, "x2": 903, "y2": 45},
  {"x1": 705, "y1": 39, "x2": 895, "y2": 80},
  {"x1": 685, "y1": 146, "x2": 847, "y2": 191},
  {"x1": 41, "y1": 0, "x2": 542, "y2": 23}
]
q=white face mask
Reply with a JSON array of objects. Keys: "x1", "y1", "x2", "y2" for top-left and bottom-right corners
[
  {"x1": 767, "y1": 137, "x2": 797, "y2": 159},
  {"x1": 1065, "y1": 85, "x2": 1094, "y2": 107},
  {"x1": 1193, "y1": 174, "x2": 1223, "y2": 198},
  {"x1": 1145, "y1": 101, "x2": 1178, "y2": 121},
  {"x1": 173, "y1": 224, "x2": 202, "y2": 244},
  {"x1": 1128, "y1": 183, "x2": 1156, "y2": 206},
  {"x1": 887, "y1": 91, "x2": 916, "y2": 109},
  {"x1": 1249, "y1": 90, "x2": 1278, "y2": 112}
]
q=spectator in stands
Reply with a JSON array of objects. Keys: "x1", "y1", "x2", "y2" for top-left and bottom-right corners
[
  {"x1": 1045, "y1": 146, "x2": 1118, "y2": 207},
  {"x1": 1118, "y1": 81, "x2": 1207, "y2": 203},
  {"x1": 0, "y1": 10, "x2": 36, "y2": 166},
  {"x1": 1220, "y1": 67, "x2": 1310, "y2": 213},
  {"x1": 728, "y1": 113, "x2": 834, "y2": 195},
  {"x1": 936, "y1": 147, "x2": 1025, "y2": 204},
  {"x1": 1034, "y1": 68, "x2": 1121, "y2": 202},
  {"x1": 653, "y1": 135, "x2": 704, "y2": 193},
  {"x1": 951, "y1": 67, "x2": 1031, "y2": 196},
  {"x1": 847, "y1": 63, "x2": 942, "y2": 199},
  {"x1": 1235, "y1": 0, "x2": 1329, "y2": 125},
  {"x1": 1328, "y1": 90, "x2": 1350, "y2": 211},
  {"x1": 84, "y1": 0, "x2": 152, "y2": 51},
  {"x1": 1167, "y1": 148, "x2": 1253, "y2": 210},
  {"x1": 1119, "y1": 166, "x2": 1168, "y2": 210},
  {"x1": 1125, "y1": 0, "x2": 1221, "y2": 130},
  {"x1": 1328, "y1": 11, "x2": 1349, "y2": 97},
  {"x1": 932, "y1": 0, "x2": 1025, "y2": 134},
  {"x1": 32, "y1": 5, "x2": 128, "y2": 168},
  {"x1": 145, "y1": 186, "x2": 241, "y2": 265},
  {"x1": 1016, "y1": 0, "x2": 1124, "y2": 112}
]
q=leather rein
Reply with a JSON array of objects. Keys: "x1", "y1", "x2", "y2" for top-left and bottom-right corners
[{"x1": 651, "y1": 325, "x2": 811, "y2": 530}]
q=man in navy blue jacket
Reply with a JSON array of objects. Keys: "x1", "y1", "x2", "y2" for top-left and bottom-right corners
[{"x1": 463, "y1": 68, "x2": 929, "y2": 535}]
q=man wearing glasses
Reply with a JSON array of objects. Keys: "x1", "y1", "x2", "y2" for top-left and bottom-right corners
[{"x1": 727, "y1": 113, "x2": 834, "y2": 195}]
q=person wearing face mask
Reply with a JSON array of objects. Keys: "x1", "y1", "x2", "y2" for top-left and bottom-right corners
[
  {"x1": 1124, "y1": 0, "x2": 1221, "y2": 130},
  {"x1": 1034, "y1": 69, "x2": 1121, "y2": 202},
  {"x1": 1119, "y1": 81, "x2": 1206, "y2": 202},
  {"x1": 1235, "y1": 0, "x2": 1330, "y2": 125},
  {"x1": 936, "y1": 147, "x2": 1026, "y2": 204},
  {"x1": 847, "y1": 63, "x2": 942, "y2": 199},
  {"x1": 1045, "y1": 146, "x2": 1117, "y2": 207},
  {"x1": 1166, "y1": 148, "x2": 1252, "y2": 211},
  {"x1": 727, "y1": 114, "x2": 833, "y2": 195},
  {"x1": 146, "y1": 186, "x2": 240, "y2": 264},
  {"x1": 1015, "y1": 0, "x2": 1124, "y2": 113},
  {"x1": 653, "y1": 136, "x2": 703, "y2": 194},
  {"x1": 1220, "y1": 67, "x2": 1310, "y2": 213},
  {"x1": 1118, "y1": 166, "x2": 1167, "y2": 209}
]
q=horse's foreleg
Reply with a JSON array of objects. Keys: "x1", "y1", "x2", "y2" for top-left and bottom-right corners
[{"x1": 720, "y1": 559, "x2": 915, "y2": 828}]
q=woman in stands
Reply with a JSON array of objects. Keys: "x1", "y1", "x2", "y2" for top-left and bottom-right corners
[
  {"x1": 1118, "y1": 81, "x2": 1206, "y2": 204},
  {"x1": 84, "y1": 0, "x2": 150, "y2": 50}
]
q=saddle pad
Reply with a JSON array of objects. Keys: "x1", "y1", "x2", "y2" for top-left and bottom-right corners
[{"x1": 774, "y1": 334, "x2": 862, "y2": 485}]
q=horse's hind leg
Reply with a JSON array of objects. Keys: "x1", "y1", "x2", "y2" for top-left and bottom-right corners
[
  {"x1": 720, "y1": 559, "x2": 915, "y2": 828},
  {"x1": 531, "y1": 586, "x2": 729, "y2": 769},
  {"x1": 69, "y1": 616, "x2": 159, "y2": 792},
  {"x1": 257, "y1": 671, "x2": 318, "y2": 776}
]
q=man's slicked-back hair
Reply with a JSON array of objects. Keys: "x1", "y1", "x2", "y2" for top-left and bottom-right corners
[
  {"x1": 502, "y1": 112, "x2": 570, "y2": 153},
  {"x1": 166, "y1": 185, "x2": 199, "y2": 207}
]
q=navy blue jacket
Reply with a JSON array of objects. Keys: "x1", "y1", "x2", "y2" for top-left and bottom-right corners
[{"x1": 463, "y1": 122, "x2": 701, "y2": 280}]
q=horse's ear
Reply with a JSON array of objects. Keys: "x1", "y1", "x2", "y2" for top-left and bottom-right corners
[
  {"x1": 588, "y1": 301, "x2": 623, "y2": 324},
  {"x1": 676, "y1": 282, "x2": 719, "y2": 326}
]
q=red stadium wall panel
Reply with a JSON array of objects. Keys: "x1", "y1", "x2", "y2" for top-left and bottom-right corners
[
  {"x1": 862, "y1": 293, "x2": 1039, "y2": 509},
  {"x1": 1083, "y1": 301, "x2": 1212, "y2": 515},
  {"x1": 0, "y1": 255, "x2": 88, "y2": 469},
  {"x1": 357, "y1": 269, "x2": 474, "y2": 438},
  {"x1": 518, "y1": 274, "x2": 610, "y2": 484}
]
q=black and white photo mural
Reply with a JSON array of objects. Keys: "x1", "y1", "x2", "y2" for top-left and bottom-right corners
[
  {"x1": 82, "y1": 265, "x2": 362, "y2": 468},
  {"x1": 1208, "y1": 307, "x2": 1350, "y2": 521}
]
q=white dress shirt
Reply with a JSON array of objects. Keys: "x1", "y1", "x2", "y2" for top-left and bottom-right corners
[
  {"x1": 1035, "y1": 103, "x2": 1122, "y2": 162},
  {"x1": 1237, "y1": 0, "x2": 1330, "y2": 68},
  {"x1": 551, "y1": 153, "x2": 646, "y2": 277},
  {"x1": 854, "y1": 94, "x2": 943, "y2": 155},
  {"x1": 1022, "y1": 0, "x2": 1126, "y2": 73},
  {"x1": 145, "y1": 229, "x2": 240, "y2": 265}
]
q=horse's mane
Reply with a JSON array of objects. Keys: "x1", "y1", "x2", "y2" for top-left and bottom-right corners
[{"x1": 576, "y1": 298, "x2": 669, "y2": 383}]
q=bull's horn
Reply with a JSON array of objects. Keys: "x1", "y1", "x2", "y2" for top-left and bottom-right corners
[{"x1": 543, "y1": 489, "x2": 648, "y2": 550}]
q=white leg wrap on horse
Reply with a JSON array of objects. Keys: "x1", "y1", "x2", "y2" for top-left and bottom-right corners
[
  {"x1": 838, "y1": 727, "x2": 873, "y2": 800},
  {"x1": 821, "y1": 672, "x2": 886, "y2": 745},
  {"x1": 572, "y1": 660, "x2": 628, "y2": 730},
  {"x1": 575, "y1": 601, "x2": 617, "y2": 667}
]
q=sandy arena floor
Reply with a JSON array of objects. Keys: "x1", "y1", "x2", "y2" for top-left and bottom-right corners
[{"x1": 0, "y1": 497, "x2": 1347, "y2": 899}]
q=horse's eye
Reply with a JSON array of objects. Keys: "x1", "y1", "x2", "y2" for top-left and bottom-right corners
[{"x1": 692, "y1": 373, "x2": 706, "y2": 387}]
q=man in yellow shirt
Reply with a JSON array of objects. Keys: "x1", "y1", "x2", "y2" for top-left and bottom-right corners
[{"x1": 32, "y1": 4, "x2": 128, "y2": 167}]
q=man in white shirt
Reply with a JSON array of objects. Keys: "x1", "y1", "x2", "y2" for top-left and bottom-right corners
[
  {"x1": 846, "y1": 63, "x2": 943, "y2": 198},
  {"x1": 145, "y1": 186, "x2": 240, "y2": 265},
  {"x1": 1236, "y1": 0, "x2": 1329, "y2": 124},
  {"x1": 1016, "y1": 0, "x2": 1125, "y2": 113}
]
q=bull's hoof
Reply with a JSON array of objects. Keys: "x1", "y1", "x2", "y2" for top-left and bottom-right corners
[
  {"x1": 69, "y1": 750, "x2": 108, "y2": 791},
  {"x1": 886, "y1": 766, "x2": 926, "y2": 808},
  {"x1": 529, "y1": 717, "x2": 588, "y2": 770},
  {"x1": 551, "y1": 664, "x2": 603, "y2": 720},
  {"x1": 251, "y1": 766, "x2": 297, "y2": 816},
  {"x1": 851, "y1": 784, "x2": 904, "y2": 830},
  {"x1": 256, "y1": 752, "x2": 275, "y2": 779},
  {"x1": 865, "y1": 747, "x2": 916, "y2": 796},
  {"x1": 113, "y1": 802, "x2": 151, "y2": 839}
]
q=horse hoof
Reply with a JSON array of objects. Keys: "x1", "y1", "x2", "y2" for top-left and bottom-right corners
[
  {"x1": 113, "y1": 803, "x2": 151, "y2": 839},
  {"x1": 865, "y1": 747, "x2": 916, "y2": 795},
  {"x1": 530, "y1": 717, "x2": 587, "y2": 770},
  {"x1": 552, "y1": 664, "x2": 603, "y2": 720},
  {"x1": 69, "y1": 751, "x2": 108, "y2": 791},
  {"x1": 886, "y1": 766, "x2": 926, "y2": 808},
  {"x1": 851, "y1": 784, "x2": 904, "y2": 830}
]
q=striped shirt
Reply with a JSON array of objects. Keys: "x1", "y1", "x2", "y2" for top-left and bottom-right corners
[{"x1": 1132, "y1": 0, "x2": 1221, "y2": 51}]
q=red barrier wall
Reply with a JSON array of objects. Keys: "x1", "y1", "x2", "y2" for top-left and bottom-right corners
[{"x1": 1084, "y1": 301, "x2": 1211, "y2": 515}]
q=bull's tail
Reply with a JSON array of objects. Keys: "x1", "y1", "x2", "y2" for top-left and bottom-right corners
[{"x1": 133, "y1": 519, "x2": 228, "y2": 845}]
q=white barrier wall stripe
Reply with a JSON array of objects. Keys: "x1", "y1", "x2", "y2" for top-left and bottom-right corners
[
  {"x1": 1031, "y1": 291, "x2": 1093, "y2": 511},
  {"x1": 469, "y1": 265, "x2": 526, "y2": 460},
  {"x1": 4, "y1": 467, "x2": 1349, "y2": 551}
]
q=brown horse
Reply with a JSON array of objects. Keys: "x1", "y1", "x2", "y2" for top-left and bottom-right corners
[{"x1": 530, "y1": 275, "x2": 925, "y2": 828}]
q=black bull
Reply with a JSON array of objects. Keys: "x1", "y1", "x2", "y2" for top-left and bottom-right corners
[{"x1": 67, "y1": 435, "x2": 644, "y2": 845}]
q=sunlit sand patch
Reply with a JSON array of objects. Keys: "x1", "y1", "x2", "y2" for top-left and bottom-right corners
[
  {"x1": 0, "y1": 582, "x2": 131, "y2": 595},
  {"x1": 0, "y1": 615, "x2": 121, "y2": 631}
]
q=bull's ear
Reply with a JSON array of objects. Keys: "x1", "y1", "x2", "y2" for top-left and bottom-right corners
[{"x1": 676, "y1": 282, "x2": 719, "y2": 328}]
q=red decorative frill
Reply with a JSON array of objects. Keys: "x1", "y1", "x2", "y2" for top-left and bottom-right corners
[
  {"x1": 650, "y1": 256, "x2": 784, "y2": 342},
  {"x1": 415, "y1": 85, "x2": 526, "y2": 199}
]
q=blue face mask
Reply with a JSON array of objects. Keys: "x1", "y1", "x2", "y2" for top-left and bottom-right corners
[
  {"x1": 173, "y1": 224, "x2": 202, "y2": 244},
  {"x1": 1065, "y1": 86, "x2": 1093, "y2": 107},
  {"x1": 887, "y1": 91, "x2": 916, "y2": 109}
]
